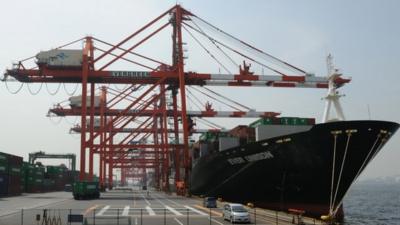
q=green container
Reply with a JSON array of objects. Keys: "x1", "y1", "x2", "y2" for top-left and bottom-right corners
[
  {"x1": 0, "y1": 161, "x2": 8, "y2": 174},
  {"x1": 73, "y1": 181, "x2": 100, "y2": 200},
  {"x1": 249, "y1": 118, "x2": 273, "y2": 128},
  {"x1": 0, "y1": 152, "x2": 8, "y2": 161},
  {"x1": 47, "y1": 166, "x2": 66, "y2": 175}
]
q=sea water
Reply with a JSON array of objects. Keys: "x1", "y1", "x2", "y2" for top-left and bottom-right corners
[{"x1": 343, "y1": 182, "x2": 400, "y2": 225}]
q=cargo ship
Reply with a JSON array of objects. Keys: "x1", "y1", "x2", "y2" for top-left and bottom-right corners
[{"x1": 189, "y1": 117, "x2": 399, "y2": 220}]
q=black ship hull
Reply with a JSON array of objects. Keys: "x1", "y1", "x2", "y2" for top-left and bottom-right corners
[{"x1": 190, "y1": 120, "x2": 399, "y2": 219}]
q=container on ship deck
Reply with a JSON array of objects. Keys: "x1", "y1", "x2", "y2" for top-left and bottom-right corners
[
  {"x1": 219, "y1": 137, "x2": 240, "y2": 151},
  {"x1": 228, "y1": 125, "x2": 255, "y2": 143}
]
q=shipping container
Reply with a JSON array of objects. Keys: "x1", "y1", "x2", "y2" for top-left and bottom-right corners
[
  {"x1": 250, "y1": 117, "x2": 315, "y2": 128},
  {"x1": 219, "y1": 137, "x2": 240, "y2": 151},
  {"x1": 0, "y1": 174, "x2": 9, "y2": 196},
  {"x1": 255, "y1": 125, "x2": 312, "y2": 141}
]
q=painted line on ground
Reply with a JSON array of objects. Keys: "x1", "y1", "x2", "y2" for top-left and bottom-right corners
[
  {"x1": 141, "y1": 193, "x2": 151, "y2": 205},
  {"x1": 184, "y1": 205, "x2": 208, "y2": 216},
  {"x1": 146, "y1": 206, "x2": 156, "y2": 216},
  {"x1": 122, "y1": 206, "x2": 130, "y2": 216},
  {"x1": 166, "y1": 205, "x2": 183, "y2": 216},
  {"x1": 194, "y1": 204, "x2": 222, "y2": 217},
  {"x1": 174, "y1": 217, "x2": 184, "y2": 225},
  {"x1": 96, "y1": 205, "x2": 110, "y2": 216},
  {"x1": 153, "y1": 193, "x2": 182, "y2": 207},
  {"x1": 83, "y1": 204, "x2": 99, "y2": 216}
]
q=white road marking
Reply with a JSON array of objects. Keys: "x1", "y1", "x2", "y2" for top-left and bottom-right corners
[
  {"x1": 153, "y1": 193, "x2": 181, "y2": 206},
  {"x1": 184, "y1": 205, "x2": 208, "y2": 216},
  {"x1": 141, "y1": 193, "x2": 151, "y2": 205},
  {"x1": 122, "y1": 206, "x2": 130, "y2": 216},
  {"x1": 96, "y1": 205, "x2": 110, "y2": 216},
  {"x1": 211, "y1": 218, "x2": 224, "y2": 225},
  {"x1": 174, "y1": 217, "x2": 184, "y2": 225},
  {"x1": 166, "y1": 205, "x2": 183, "y2": 216},
  {"x1": 146, "y1": 206, "x2": 156, "y2": 216}
]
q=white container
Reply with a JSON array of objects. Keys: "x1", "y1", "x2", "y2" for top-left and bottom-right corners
[
  {"x1": 69, "y1": 96, "x2": 101, "y2": 108},
  {"x1": 219, "y1": 137, "x2": 239, "y2": 151},
  {"x1": 36, "y1": 49, "x2": 83, "y2": 67},
  {"x1": 255, "y1": 125, "x2": 312, "y2": 141}
]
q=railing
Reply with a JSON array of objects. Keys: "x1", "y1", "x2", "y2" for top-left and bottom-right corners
[{"x1": 2, "y1": 207, "x2": 330, "y2": 225}]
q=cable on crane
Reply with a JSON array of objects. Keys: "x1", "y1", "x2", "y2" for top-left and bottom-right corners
[
  {"x1": 185, "y1": 89, "x2": 203, "y2": 111},
  {"x1": 93, "y1": 37, "x2": 168, "y2": 67},
  {"x1": 188, "y1": 15, "x2": 306, "y2": 75},
  {"x1": 182, "y1": 25, "x2": 232, "y2": 74},
  {"x1": 190, "y1": 86, "x2": 244, "y2": 111},
  {"x1": 63, "y1": 83, "x2": 79, "y2": 96},
  {"x1": 196, "y1": 117, "x2": 225, "y2": 129},
  {"x1": 184, "y1": 22, "x2": 286, "y2": 76},
  {"x1": 26, "y1": 82, "x2": 43, "y2": 95},
  {"x1": 190, "y1": 19, "x2": 238, "y2": 68},
  {"x1": 201, "y1": 86, "x2": 252, "y2": 111},
  {"x1": 95, "y1": 46, "x2": 155, "y2": 71},
  {"x1": 107, "y1": 87, "x2": 148, "y2": 109},
  {"x1": 45, "y1": 83, "x2": 61, "y2": 95},
  {"x1": 4, "y1": 79, "x2": 24, "y2": 94},
  {"x1": 186, "y1": 86, "x2": 204, "y2": 111}
]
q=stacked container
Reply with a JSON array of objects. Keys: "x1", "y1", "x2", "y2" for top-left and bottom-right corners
[
  {"x1": 26, "y1": 165, "x2": 45, "y2": 193},
  {"x1": 0, "y1": 152, "x2": 22, "y2": 196},
  {"x1": 46, "y1": 165, "x2": 68, "y2": 191},
  {"x1": 8, "y1": 154, "x2": 22, "y2": 195},
  {"x1": 228, "y1": 125, "x2": 256, "y2": 144},
  {"x1": 0, "y1": 152, "x2": 8, "y2": 196}
]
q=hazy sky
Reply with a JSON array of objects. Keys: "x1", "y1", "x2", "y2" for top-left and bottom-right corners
[{"x1": 0, "y1": 0, "x2": 399, "y2": 180}]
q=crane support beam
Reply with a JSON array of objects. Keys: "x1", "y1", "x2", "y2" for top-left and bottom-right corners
[
  {"x1": 71, "y1": 127, "x2": 227, "y2": 133},
  {"x1": 49, "y1": 107, "x2": 280, "y2": 118},
  {"x1": 5, "y1": 69, "x2": 349, "y2": 87}
]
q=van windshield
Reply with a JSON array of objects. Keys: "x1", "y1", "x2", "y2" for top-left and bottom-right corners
[{"x1": 232, "y1": 206, "x2": 247, "y2": 212}]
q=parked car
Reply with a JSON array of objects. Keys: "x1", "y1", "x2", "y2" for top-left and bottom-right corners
[
  {"x1": 203, "y1": 197, "x2": 217, "y2": 208},
  {"x1": 223, "y1": 203, "x2": 250, "y2": 223}
]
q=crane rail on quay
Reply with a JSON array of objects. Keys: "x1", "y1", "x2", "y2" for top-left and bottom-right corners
[{"x1": 2, "y1": 4, "x2": 350, "y2": 201}]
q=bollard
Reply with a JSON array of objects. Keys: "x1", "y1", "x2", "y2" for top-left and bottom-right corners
[
  {"x1": 187, "y1": 208, "x2": 189, "y2": 225},
  {"x1": 209, "y1": 208, "x2": 212, "y2": 225},
  {"x1": 140, "y1": 209, "x2": 143, "y2": 225},
  {"x1": 20, "y1": 208, "x2": 24, "y2": 225},
  {"x1": 69, "y1": 209, "x2": 72, "y2": 225},
  {"x1": 93, "y1": 208, "x2": 96, "y2": 225},
  {"x1": 164, "y1": 208, "x2": 166, "y2": 225},
  {"x1": 254, "y1": 208, "x2": 256, "y2": 225}
]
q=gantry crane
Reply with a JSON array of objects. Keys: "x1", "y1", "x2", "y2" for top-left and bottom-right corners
[
  {"x1": 29, "y1": 151, "x2": 76, "y2": 171},
  {"x1": 3, "y1": 5, "x2": 350, "y2": 194}
]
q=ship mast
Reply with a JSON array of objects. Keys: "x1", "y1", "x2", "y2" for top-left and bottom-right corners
[{"x1": 322, "y1": 54, "x2": 346, "y2": 123}]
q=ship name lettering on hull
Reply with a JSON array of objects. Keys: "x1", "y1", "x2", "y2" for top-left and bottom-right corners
[{"x1": 227, "y1": 151, "x2": 274, "y2": 165}]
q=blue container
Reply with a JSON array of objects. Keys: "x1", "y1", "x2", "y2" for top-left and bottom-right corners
[{"x1": 0, "y1": 173, "x2": 9, "y2": 196}]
